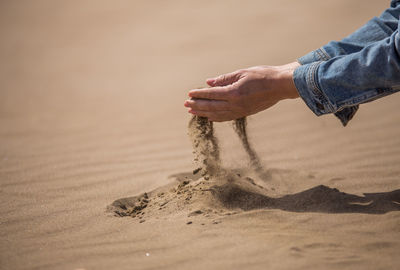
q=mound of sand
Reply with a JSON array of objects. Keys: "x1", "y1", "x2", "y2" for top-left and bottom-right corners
[
  {"x1": 108, "y1": 116, "x2": 400, "y2": 224},
  {"x1": 109, "y1": 168, "x2": 400, "y2": 224}
]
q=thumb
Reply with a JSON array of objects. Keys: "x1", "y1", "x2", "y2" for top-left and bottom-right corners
[{"x1": 206, "y1": 71, "x2": 240, "y2": 87}]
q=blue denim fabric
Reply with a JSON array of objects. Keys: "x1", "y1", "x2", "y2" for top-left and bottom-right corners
[{"x1": 294, "y1": 0, "x2": 400, "y2": 126}]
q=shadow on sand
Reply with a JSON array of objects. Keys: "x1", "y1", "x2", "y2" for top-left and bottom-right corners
[
  {"x1": 110, "y1": 171, "x2": 400, "y2": 218},
  {"x1": 212, "y1": 183, "x2": 400, "y2": 214}
]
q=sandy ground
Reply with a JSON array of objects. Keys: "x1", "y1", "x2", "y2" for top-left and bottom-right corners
[{"x1": 1, "y1": 0, "x2": 400, "y2": 269}]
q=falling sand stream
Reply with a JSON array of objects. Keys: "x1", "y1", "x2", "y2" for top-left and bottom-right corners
[{"x1": 188, "y1": 115, "x2": 264, "y2": 178}]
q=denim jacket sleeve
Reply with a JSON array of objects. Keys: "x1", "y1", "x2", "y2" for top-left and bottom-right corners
[
  {"x1": 294, "y1": 0, "x2": 400, "y2": 126},
  {"x1": 293, "y1": 28, "x2": 400, "y2": 126},
  {"x1": 299, "y1": 0, "x2": 400, "y2": 65}
]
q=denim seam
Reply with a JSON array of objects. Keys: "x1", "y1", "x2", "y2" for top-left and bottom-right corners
[
  {"x1": 337, "y1": 88, "x2": 397, "y2": 107},
  {"x1": 319, "y1": 47, "x2": 331, "y2": 60},
  {"x1": 315, "y1": 49, "x2": 325, "y2": 61},
  {"x1": 308, "y1": 63, "x2": 320, "y2": 94},
  {"x1": 315, "y1": 48, "x2": 330, "y2": 61},
  {"x1": 390, "y1": 84, "x2": 400, "y2": 90},
  {"x1": 306, "y1": 62, "x2": 334, "y2": 113}
]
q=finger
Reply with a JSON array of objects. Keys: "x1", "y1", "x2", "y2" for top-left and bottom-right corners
[
  {"x1": 188, "y1": 86, "x2": 230, "y2": 100},
  {"x1": 207, "y1": 71, "x2": 241, "y2": 87},
  {"x1": 184, "y1": 99, "x2": 230, "y2": 111},
  {"x1": 189, "y1": 109, "x2": 234, "y2": 122}
]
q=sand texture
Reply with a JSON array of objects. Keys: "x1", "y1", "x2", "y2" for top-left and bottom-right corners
[{"x1": 1, "y1": 0, "x2": 400, "y2": 269}]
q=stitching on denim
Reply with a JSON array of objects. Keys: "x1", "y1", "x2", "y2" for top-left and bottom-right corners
[
  {"x1": 390, "y1": 84, "x2": 400, "y2": 91},
  {"x1": 315, "y1": 49, "x2": 322, "y2": 60},
  {"x1": 315, "y1": 49, "x2": 324, "y2": 61},
  {"x1": 306, "y1": 62, "x2": 329, "y2": 112},
  {"x1": 309, "y1": 63, "x2": 323, "y2": 97},
  {"x1": 309, "y1": 63, "x2": 319, "y2": 92},
  {"x1": 337, "y1": 88, "x2": 396, "y2": 107},
  {"x1": 315, "y1": 48, "x2": 330, "y2": 61},
  {"x1": 319, "y1": 47, "x2": 331, "y2": 61}
]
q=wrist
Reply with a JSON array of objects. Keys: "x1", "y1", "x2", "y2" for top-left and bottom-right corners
[{"x1": 278, "y1": 62, "x2": 300, "y2": 99}]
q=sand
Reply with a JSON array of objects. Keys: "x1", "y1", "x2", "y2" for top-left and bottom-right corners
[
  {"x1": 1, "y1": 0, "x2": 400, "y2": 270},
  {"x1": 188, "y1": 115, "x2": 221, "y2": 177}
]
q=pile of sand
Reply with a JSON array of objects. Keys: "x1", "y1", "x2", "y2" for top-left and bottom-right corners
[
  {"x1": 108, "y1": 116, "x2": 400, "y2": 224},
  {"x1": 108, "y1": 116, "x2": 269, "y2": 224}
]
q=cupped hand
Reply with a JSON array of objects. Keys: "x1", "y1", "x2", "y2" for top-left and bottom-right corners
[{"x1": 184, "y1": 62, "x2": 300, "y2": 122}]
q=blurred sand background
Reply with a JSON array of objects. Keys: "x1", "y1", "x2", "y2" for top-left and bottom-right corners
[{"x1": 1, "y1": 0, "x2": 400, "y2": 269}]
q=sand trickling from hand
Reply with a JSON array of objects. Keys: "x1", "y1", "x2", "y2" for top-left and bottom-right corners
[
  {"x1": 232, "y1": 117, "x2": 264, "y2": 173},
  {"x1": 188, "y1": 115, "x2": 264, "y2": 177},
  {"x1": 188, "y1": 116, "x2": 220, "y2": 177}
]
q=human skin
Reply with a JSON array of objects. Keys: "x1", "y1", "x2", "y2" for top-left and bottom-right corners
[{"x1": 184, "y1": 61, "x2": 301, "y2": 122}]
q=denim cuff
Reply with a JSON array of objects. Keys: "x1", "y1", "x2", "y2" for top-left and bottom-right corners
[
  {"x1": 294, "y1": 62, "x2": 359, "y2": 126},
  {"x1": 297, "y1": 48, "x2": 331, "y2": 65},
  {"x1": 293, "y1": 62, "x2": 334, "y2": 116}
]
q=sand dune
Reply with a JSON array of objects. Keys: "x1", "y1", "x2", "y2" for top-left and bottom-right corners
[{"x1": 1, "y1": 0, "x2": 400, "y2": 269}]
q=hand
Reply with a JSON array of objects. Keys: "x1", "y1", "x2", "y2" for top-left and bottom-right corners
[{"x1": 184, "y1": 62, "x2": 300, "y2": 122}]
